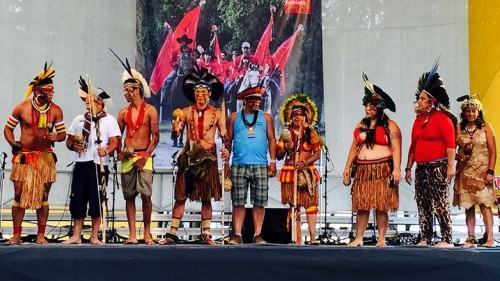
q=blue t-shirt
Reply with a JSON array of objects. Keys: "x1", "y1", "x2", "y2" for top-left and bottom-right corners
[{"x1": 232, "y1": 110, "x2": 268, "y2": 165}]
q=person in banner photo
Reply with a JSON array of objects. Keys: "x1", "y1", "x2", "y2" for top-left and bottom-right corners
[
  {"x1": 4, "y1": 63, "x2": 66, "y2": 244},
  {"x1": 453, "y1": 94, "x2": 497, "y2": 248},
  {"x1": 226, "y1": 85, "x2": 277, "y2": 245},
  {"x1": 276, "y1": 93, "x2": 323, "y2": 245},
  {"x1": 405, "y1": 61, "x2": 457, "y2": 248},
  {"x1": 63, "y1": 77, "x2": 120, "y2": 245},
  {"x1": 115, "y1": 56, "x2": 159, "y2": 245},
  {"x1": 160, "y1": 67, "x2": 228, "y2": 245},
  {"x1": 342, "y1": 74, "x2": 401, "y2": 247}
]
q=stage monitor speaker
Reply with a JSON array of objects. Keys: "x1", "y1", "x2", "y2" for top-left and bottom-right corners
[{"x1": 241, "y1": 208, "x2": 290, "y2": 244}]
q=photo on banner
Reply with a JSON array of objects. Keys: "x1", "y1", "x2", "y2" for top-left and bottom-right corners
[{"x1": 137, "y1": 0, "x2": 324, "y2": 168}]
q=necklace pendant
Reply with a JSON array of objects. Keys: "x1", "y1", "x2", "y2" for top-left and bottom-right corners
[{"x1": 247, "y1": 127, "x2": 255, "y2": 138}]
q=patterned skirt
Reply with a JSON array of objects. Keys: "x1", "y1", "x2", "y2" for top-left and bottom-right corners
[{"x1": 351, "y1": 157, "x2": 398, "y2": 212}]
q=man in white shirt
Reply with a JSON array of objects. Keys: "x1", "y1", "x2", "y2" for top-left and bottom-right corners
[{"x1": 63, "y1": 78, "x2": 121, "y2": 244}]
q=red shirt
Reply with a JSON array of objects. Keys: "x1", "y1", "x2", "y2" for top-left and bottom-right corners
[{"x1": 409, "y1": 110, "x2": 455, "y2": 163}]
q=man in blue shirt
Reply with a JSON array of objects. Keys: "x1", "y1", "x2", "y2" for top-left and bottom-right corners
[{"x1": 225, "y1": 85, "x2": 276, "y2": 244}]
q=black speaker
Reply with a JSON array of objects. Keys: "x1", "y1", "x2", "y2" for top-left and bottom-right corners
[{"x1": 241, "y1": 208, "x2": 291, "y2": 244}]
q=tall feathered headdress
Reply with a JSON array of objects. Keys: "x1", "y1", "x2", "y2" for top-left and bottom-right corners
[
  {"x1": 415, "y1": 57, "x2": 450, "y2": 108},
  {"x1": 182, "y1": 66, "x2": 224, "y2": 103},
  {"x1": 362, "y1": 72, "x2": 396, "y2": 112},
  {"x1": 24, "y1": 62, "x2": 55, "y2": 97},
  {"x1": 457, "y1": 94, "x2": 483, "y2": 111},
  {"x1": 109, "y1": 48, "x2": 151, "y2": 98}
]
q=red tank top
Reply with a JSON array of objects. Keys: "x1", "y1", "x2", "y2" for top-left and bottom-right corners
[{"x1": 353, "y1": 126, "x2": 389, "y2": 146}]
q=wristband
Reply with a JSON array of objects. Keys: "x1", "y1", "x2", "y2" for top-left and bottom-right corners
[
  {"x1": 487, "y1": 169, "x2": 495, "y2": 176},
  {"x1": 405, "y1": 168, "x2": 411, "y2": 172}
]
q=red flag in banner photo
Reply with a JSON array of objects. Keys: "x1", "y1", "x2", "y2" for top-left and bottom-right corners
[
  {"x1": 272, "y1": 25, "x2": 303, "y2": 92},
  {"x1": 284, "y1": 0, "x2": 311, "y2": 15},
  {"x1": 254, "y1": 8, "x2": 274, "y2": 66},
  {"x1": 149, "y1": 6, "x2": 202, "y2": 94},
  {"x1": 210, "y1": 26, "x2": 227, "y2": 82}
]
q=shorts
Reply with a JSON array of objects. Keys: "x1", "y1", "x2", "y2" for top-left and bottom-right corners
[{"x1": 231, "y1": 164, "x2": 268, "y2": 207}]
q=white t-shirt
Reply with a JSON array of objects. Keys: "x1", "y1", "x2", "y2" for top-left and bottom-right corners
[{"x1": 67, "y1": 113, "x2": 121, "y2": 165}]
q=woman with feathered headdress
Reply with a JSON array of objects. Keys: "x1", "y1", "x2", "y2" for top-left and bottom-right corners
[
  {"x1": 452, "y1": 94, "x2": 497, "y2": 248},
  {"x1": 342, "y1": 73, "x2": 401, "y2": 247},
  {"x1": 276, "y1": 93, "x2": 323, "y2": 244},
  {"x1": 404, "y1": 60, "x2": 457, "y2": 248}
]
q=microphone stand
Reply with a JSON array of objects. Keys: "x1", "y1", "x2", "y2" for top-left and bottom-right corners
[
  {"x1": 319, "y1": 145, "x2": 336, "y2": 244},
  {"x1": 107, "y1": 154, "x2": 126, "y2": 243},
  {"x1": 0, "y1": 152, "x2": 7, "y2": 240}
]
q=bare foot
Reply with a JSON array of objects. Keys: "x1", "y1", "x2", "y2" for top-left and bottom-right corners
[
  {"x1": 348, "y1": 239, "x2": 363, "y2": 247},
  {"x1": 6, "y1": 235, "x2": 22, "y2": 245},
  {"x1": 36, "y1": 234, "x2": 49, "y2": 244},
  {"x1": 376, "y1": 241, "x2": 387, "y2": 247},
  {"x1": 433, "y1": 241, "x2": 454, "y2": 249},
  {"x1": 124, "y1": 238, "x2": 138, "y2": 245},
  {"x1": 482, "y1": 240, "x2": 497, "y2": 248},
  {"x1": 90, "y1": 238, "x2": 103, "y2": 245},
  {"x1": 143, "y1": 233, "x2": 155, "y2": 245},
  {"x1": 144, "y1": 238, "x2": 156, "y2": 246},
  {"x1": 416, "y1": 240, "x2": 429, "y2": 247},
  {"x1": 62, "y1": 236, "x2": 82, "y2": 245},
  {"x1": 461, "y1": 241, "x2": 476, "y2": 248}
]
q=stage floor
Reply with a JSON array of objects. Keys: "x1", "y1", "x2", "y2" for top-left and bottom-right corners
[{"x1": 0, "y1": 243, "x2": 498, "y2": 281}]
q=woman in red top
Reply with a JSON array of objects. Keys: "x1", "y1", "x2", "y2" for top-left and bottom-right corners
[
  {"x1": 405, "y1": 61, "x2": 457, "y2": 248},
  {"x1": 343, "y1": 74, "x2": 402, "y2": 247}
]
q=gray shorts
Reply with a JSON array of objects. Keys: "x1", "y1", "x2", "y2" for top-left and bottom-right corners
[
  {"x1": 121, "y1": 169, "x2": 153, "y2": 200},
  {"x1": 231, "y1": 164, "x2": 269, "y2": 207}
]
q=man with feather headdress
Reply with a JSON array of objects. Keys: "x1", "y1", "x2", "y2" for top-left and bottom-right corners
[
  {"x1": 3, "y1": 63, "x2": 66, "y2": 244},
  {"x1": 63, "y1": 77, "x2": 120, "y2": 245},
  {"x1": 115, "y1": 57, "x2": 159, "y2": 245},
  {"x1": 160, "y1": 67, "x2": 228, "y2": 245}
]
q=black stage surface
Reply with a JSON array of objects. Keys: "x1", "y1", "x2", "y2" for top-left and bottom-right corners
[{"x1": 0, "y1": 244, "x2": 499, "y2": 281}]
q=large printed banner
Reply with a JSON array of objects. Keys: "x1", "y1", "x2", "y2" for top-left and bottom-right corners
[{"x1": 139, "y1": 0, "x2": 324, "y2": 168}]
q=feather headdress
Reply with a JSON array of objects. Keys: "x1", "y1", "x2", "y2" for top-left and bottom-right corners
[
  {"x1": 109, "y1": 48, "x2": 151, "y2": 98},
  {"x1": 182, "y1": 66, "x2": 223, "y2": 103},
  {"x1": 78, "y1": 76, "x2": 112, "y2": 107},
  {"x1": 24, "y1": 62, "x2": 55, "y2": 97},
  {"x1": 415, "y1": 57, "x2": 450, "y2": 108},
  {"x1": 279, "y1": 93, "x2": 319, "y2": 126},
  {"x1": 362, "y1": 72, "x2": 396, "y2": 112}
]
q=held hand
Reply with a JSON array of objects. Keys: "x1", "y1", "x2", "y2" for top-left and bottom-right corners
[
  {"x1": 446, "y1": 165, "x2": 455, "y2": 184},
  {"x1": 391, "y1": 170, "x2": 401, "y2": 186},
  {"x1": 295, "y1": 160, "x2": 306, "y2": 169},
  {"x1": 268, "y1": 163, "x2": 277, "y2": 177},
  {"x1": 284, "y1": 141, "x2": 294, "y2": 150},
  {"x1": 73, "y1": 142, "x2": 85, "y2": 153},
  {"x1": 485, "y1": 173, "x2": 494, "y2": 186},
  {"x1": 45, "y1": 132, "x2": 57, "y2": 142},
  {"x1": 11, "y1": 142, "x2": 22, "y2": 154},
  {"x1": 134, "y1": 156, "x2": 147, "y2": 171},
  {"x1": 97, "y1": 147, "x2": 107, "y2": 157},
  {"x1": 220, "y1": 147, "x2": 230, "y2": 162},
  {"x1": 405, "y1": 170, "x2": 412, "y2": 185},
  {"x1": 172, "y1": 120, "x2": 184, "y2": 133}
]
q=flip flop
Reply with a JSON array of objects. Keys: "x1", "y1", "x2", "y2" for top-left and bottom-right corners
[{"x1": 159, "y1": 233, "x2": 179, "y2": 245}]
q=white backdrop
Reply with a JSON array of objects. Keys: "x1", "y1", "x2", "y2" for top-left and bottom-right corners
[
  {"x1": 321, "y1": 0, "x2": 469, "y2": 211},
  {"x1": 0, "y1": 0, "x2": 470, "y2": 214}
]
